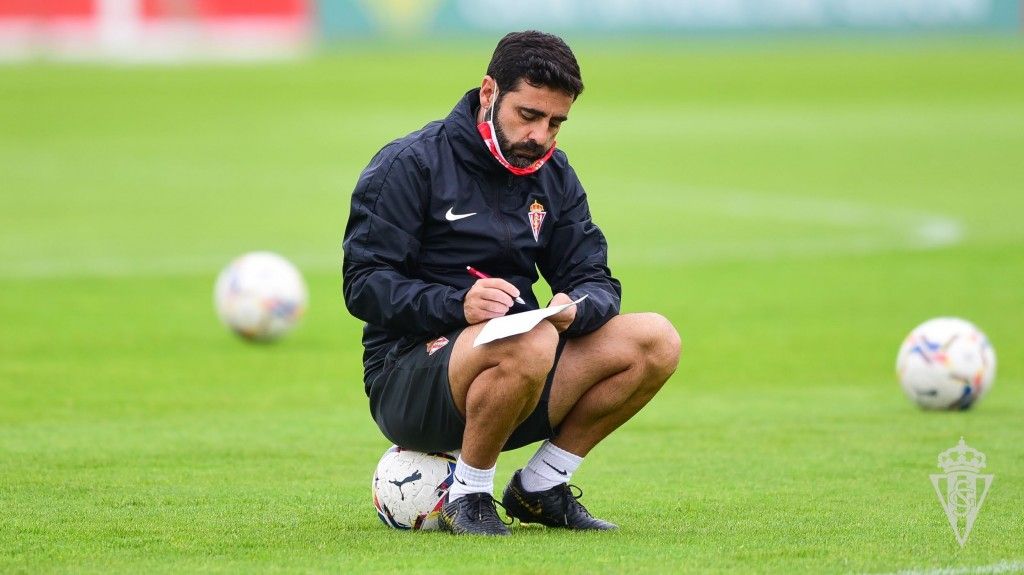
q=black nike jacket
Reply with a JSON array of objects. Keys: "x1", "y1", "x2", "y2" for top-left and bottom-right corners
[{"x1": 342, "y1": 88, "x2": 621, "y2": 393}]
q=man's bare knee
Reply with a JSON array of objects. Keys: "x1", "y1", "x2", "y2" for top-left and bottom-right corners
[
  {"x1": 450, "y1": 321, "x2": 559, "y2": 418},
  {"x1": 463, "y1": 321, "x2": 557, "y2": 421},
  {"x1": 491, "y1": 320, "x2": 559, "y2": 381},
  {"x1": 635, "y1": 313, "x2": 682, "y2": 380}
]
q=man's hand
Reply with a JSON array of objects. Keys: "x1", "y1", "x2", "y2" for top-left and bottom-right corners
[
  {"x1": 545, "y1": 292, "x2": 576, "y2": 333},
  {"x1": 464, "y1": 278, "x2": 521, "y2": 325}
]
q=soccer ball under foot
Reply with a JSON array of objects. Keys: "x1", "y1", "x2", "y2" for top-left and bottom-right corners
[{"x1": 372, "y1": 446, "x2": 457, "y2": 530}]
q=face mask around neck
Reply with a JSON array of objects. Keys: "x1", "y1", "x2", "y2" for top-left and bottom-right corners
[{"x1": 477, "y1": 87, "x2": 555, "y2": 176}]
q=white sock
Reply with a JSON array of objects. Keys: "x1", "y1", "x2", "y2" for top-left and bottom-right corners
[
  {"x1": 448, "y1": 457, "x2": 495, "y2": 502},
  {"x1": 519, "y1": 441, "x2": 583, "y2": 492}
]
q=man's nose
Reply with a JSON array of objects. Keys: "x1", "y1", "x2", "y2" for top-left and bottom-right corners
[{"x1": 526, "y1": 122, "x2": 554, "y2": 144}]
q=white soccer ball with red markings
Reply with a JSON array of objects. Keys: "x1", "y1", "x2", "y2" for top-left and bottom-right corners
[
  {"x1": 896, "y1": 317, "x2": 996, "y2": 410},
  {"x1": 372, "y1": 446, "x2": 457, "y2": 530},
  {"x1": 214, "y1": 251, "x2": 307, "y2": 342}
]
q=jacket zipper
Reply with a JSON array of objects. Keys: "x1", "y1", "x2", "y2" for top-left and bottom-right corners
[{"x1": 495, "y1": 174, "x2": 514, "y2": 256}]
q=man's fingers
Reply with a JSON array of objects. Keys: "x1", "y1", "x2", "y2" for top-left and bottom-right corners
[
  {"x1": 480, "y1": 294, "x2": 513, "y2": 308},
  {"x1": 551, "y1": 309, "x2": 575, "y2": 324},
  {"x1": 476, "y1": 287, "x2": 514, "y2": 308},
  {"x1": 548, "y1": 292, "x2": 572, "y2": 307},
  {"x1": 475, "y1": 301, "x2": 510, "y2": 315},
  {"x1": 544, "y1": 293, "x2": 577, "y2": 333},
  {"x1": 465, "y1": 305, "x2": 506, "y2": 324},
  {"x1": 464, "y1": 280, "x2": 522, "y2": 324},
  {"x1": 466, "y1": 290, "x2": 511, "y2": 314},
  {"x1": 477, "y1": 278, "x2": 521, "y2": 300}
]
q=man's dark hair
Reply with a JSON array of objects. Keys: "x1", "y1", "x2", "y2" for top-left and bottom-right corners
[{"x1": 486, "y1": 31, "x2": 584, "y2": 100}]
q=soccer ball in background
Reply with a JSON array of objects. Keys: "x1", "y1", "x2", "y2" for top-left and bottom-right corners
[
  {"x1": 896, "y1": 317, "x2": 996, "y2": 410},
  {"x1": 372, "y1": 446, "x2": 457, "y2": 530},
  {"x1": 213, "y1": 251, "x2": 308, "y2": 342}
]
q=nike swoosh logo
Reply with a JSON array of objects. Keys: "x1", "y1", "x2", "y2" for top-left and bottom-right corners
[
  {"x1": 445, "y1": 207, "x2": 477, "y2": 221},
  {"x1": 454, "y1": 475, "x2": 467, "y2": 485},
  {"x1": 543, "y1": 460, "x2": 568, "y2": 476}
]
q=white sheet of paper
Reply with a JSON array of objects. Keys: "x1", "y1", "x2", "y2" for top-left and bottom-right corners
[{"x1": 472, "y1": 295, "x2": 588, "y2": 347}]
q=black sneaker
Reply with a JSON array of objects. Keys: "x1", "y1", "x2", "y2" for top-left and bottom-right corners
[
  {"x1": 502, "y1": 470, "x2": 617, "y2": 530},
  {"x1": 438, "y1": 492, "x2": 511, "y2": 536}
]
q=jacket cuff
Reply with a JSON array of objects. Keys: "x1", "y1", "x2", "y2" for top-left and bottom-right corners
[
  {"x1": 446, "y1": 287, "x2": 470, "y2": 326},
  {"x1": 565, "y1": 288, "x2": 617, "y2": 337}
]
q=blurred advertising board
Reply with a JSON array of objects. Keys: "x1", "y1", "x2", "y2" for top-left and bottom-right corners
[
  {"x1": 2, "y1": 0, "x2": 1017, "y2": 61},
  {"x1": 0, "y1": 0, "x2": 312, "y2": 61},
  {"x1": 317, "y1": 0, "x2": 1021, "y2": 37}
]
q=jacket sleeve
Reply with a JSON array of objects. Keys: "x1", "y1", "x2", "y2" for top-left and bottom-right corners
[
  {"x1": 342, "y1": 145, "x2": 468, "y2": 336},
  {"x1": 537, "y1": 165, "x2": 622, "y2": 337}
]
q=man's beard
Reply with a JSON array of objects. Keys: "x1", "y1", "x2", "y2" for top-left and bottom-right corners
[{"x1": 492, "y1": 98, "x2": 547, "y2": 168}]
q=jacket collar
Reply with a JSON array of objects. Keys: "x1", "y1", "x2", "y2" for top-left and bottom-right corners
[{"x1": 445, "y1": 88, "x2": 513, "y2": 177}]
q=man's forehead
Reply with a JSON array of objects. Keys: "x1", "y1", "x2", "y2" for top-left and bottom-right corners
[{"x1": 503, "y1": 83, "x2": 574, "y2": 115}]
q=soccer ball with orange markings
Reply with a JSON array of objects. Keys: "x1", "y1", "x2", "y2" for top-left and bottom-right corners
[
  {"x1": 896, "y1": 317, "x2": 996, "y2": 410},
  {"x1": 214, "y1": 251, "x2": 307, "y2": 342}
]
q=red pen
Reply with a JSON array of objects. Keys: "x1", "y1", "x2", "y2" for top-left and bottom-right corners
[{"x1": 466, "y1": 266, "x2": 526, "y2": 305}]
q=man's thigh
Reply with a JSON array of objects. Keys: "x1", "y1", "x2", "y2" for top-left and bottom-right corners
[
  {"x1": 447, "y1": 321, "x2": 566, "y2": 451},
  {"x1": 446, "y1": 320, "x2": 559, "y2": 417},
  {"x1": 546, "y1": 313, "x2": 662, "y2": 426},
  {"x1": 369, "y1": 323, "x2": 564, "y2": 453}
]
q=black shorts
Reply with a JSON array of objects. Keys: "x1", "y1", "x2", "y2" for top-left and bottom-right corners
[{"x1": 367, "y1": 328, "x2": 566, "y2": 453}]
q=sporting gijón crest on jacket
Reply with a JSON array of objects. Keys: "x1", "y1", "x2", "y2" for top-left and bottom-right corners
[{"x1": 343, "y1": 88, "x2": 622, "y2": 393}]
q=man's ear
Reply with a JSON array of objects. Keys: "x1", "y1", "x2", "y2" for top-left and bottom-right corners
[{"x1": 479, "y1": 75, "x2": 496, "y2": 110}]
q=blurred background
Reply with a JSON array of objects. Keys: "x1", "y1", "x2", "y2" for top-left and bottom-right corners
[
  {"x1": 2, "y1": 1, "x2": 1023, "y2": 572},
  {"x1": 0, "y1": 0, "x2": 1019, "y2": 62},
  {"x1": 2, "y1": 0, "x2": 1021, "y2": 275}
]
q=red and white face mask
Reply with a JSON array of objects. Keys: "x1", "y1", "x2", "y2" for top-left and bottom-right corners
[{"x1": 477, "y1": 87, "x2": 556, "y2": 176}]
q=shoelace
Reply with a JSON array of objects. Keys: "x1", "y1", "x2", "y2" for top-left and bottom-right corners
[
  {"x1": 559, "y1": 484, "x2": 591, "y2": 525},
  {"x1": 465, "y1": 493, "x2": 514, "y2": 528}
]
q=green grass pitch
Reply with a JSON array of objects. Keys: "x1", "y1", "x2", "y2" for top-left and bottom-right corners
[{"x1": 2, "y1": 38, "x2": 1023, "y2": 573}]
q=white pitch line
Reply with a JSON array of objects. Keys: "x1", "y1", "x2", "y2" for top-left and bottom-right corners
[
  {"x1": 0, "y1": 252, "x2": 340, "y2": 280},
  {"x1": 608, "y1": 186, "x2": 964, "y2": 265},
  {"x1": 0, "y1": 188, "x2": 964, "y2": 279},
  {"x1": 867, "y1": 559, "x2": 1024, "y2": 575}
]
